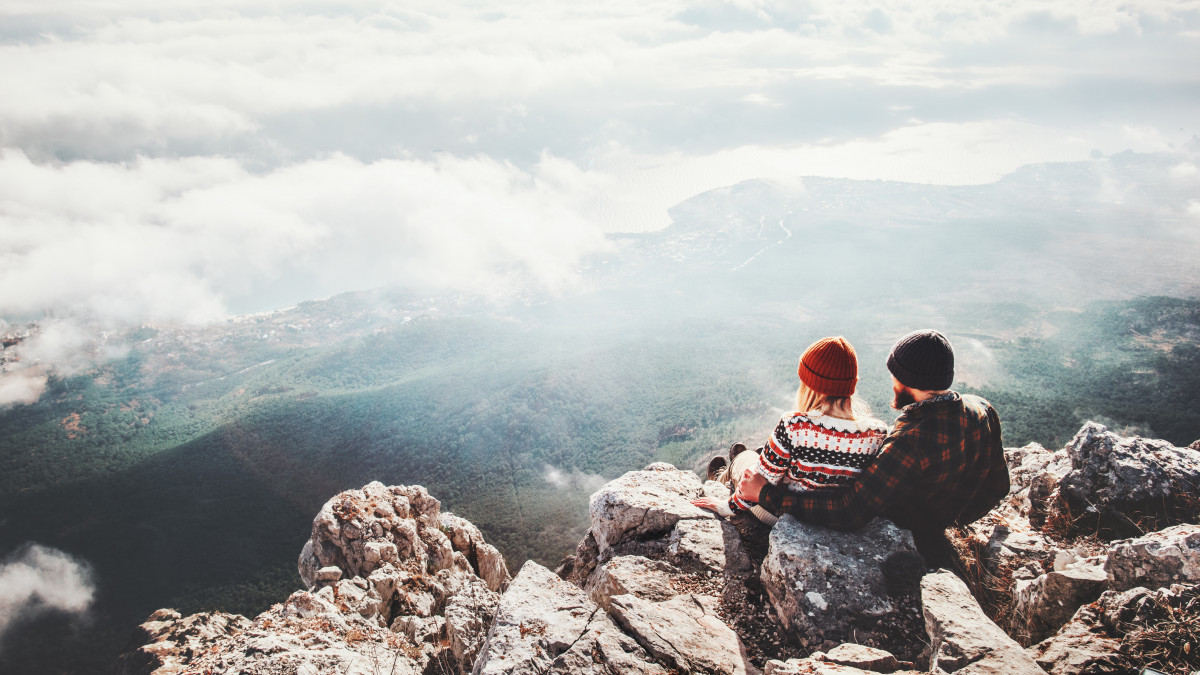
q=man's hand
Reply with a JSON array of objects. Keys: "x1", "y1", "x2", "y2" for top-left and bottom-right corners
[{"x1": 736, "y1": 469, "x2": 767, "y2": 503}]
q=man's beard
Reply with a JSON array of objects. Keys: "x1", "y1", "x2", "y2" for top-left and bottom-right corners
[{"x1": 892, "y1": 388, "x2": 916, "y2": 409}]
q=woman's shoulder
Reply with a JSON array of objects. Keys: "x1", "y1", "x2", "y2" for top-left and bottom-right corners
[{"x1": 780, "y1": 411, "x2": 887, "y2": 435}]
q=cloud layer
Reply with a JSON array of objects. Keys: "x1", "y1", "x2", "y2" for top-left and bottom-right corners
[
  {"x1": 4, "y1": 0, "x2": 1197, "y2": 166},
  {"x1": 1, "y1": 0, "x2": 1198, "y2": 396},
  {"x1": 0, "y1": 544, "x2": 95, "y2": 646},
  {"x1": 0, "y1": 149, "x2": 610, "y2": 320}
]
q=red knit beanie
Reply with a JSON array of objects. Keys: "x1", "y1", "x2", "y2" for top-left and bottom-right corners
[{"x1": 798, "y1": 336, "x2": 858, "y2": 397}]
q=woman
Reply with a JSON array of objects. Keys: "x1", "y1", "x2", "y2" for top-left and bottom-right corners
[{"x1": 691, "y1": 336, "x2": 887, "y2": 525}]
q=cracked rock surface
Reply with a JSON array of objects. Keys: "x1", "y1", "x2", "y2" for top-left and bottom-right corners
[
  {"x1": 472, "y1": 560, "x2": 667, "y2": 675},
  {"x1": 921, "y1": 571, "x2": 1045, "y2": 675},
  {"x1": 760, "y1": 516, "x2": 922, "y2": 650}
]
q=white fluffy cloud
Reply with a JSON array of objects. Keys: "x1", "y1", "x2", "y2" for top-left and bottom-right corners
[
  {"x1": 0, "y1": 544, "x2": 95, "y2": 645},
  {"x1": 542, "y1": 463, "x2": 607, "y2": 492},
  {"x1": 0, "y1": 149, "x2": 612, "y2": 322},
  {"x1": 0, "y1": 371, "x2": 48, "y2": 408},
  {"x1": 1, "y1": 0, "x2": 1198, "y2": 394},
  {"x1": 2, "y1": 0, "x2": 1196, "y2": 162}
]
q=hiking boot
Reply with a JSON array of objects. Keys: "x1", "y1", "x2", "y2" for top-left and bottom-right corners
[
  {"x1": 706, "y1": 455, "x2": 728, "y2": 482},
  {"x1": 729, "y1": 442, "x2": 747, "y2": 462}
]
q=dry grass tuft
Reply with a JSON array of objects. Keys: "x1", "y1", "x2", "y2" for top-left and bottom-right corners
[
  {"x1": 945, "y1": 525, "x2": 1019, "y2": 636},
  {"x1": 1125, "y1": 588, "x2": 1200, "y2": 675},
  {"x1": 1042, "y1": 489, "x2": 1200, "y2": 544}
]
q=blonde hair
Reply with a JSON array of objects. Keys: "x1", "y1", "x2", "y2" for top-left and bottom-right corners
[{"x1": 795, "y1": 381, "x2": 877, "y2": 423}]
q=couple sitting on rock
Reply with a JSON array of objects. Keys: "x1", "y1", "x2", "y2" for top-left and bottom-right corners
[{"x1": 692, "y1": 329, "x2": 1010, "y2": 569}]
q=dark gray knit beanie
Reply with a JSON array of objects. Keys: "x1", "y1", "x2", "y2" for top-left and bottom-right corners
[{"x1": 887, "y1": 329, "x2": 954, "y2": 391}]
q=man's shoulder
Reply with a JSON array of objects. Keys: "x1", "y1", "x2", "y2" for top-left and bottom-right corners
[
  {"x1": 959, "y1": 393, "x2": 998, "y2": 421},
  {"x1": 889, "y1": 391, "x2": 987, "y2": 438},
  {"x1": 960, "y1": 392, "x2": 993, "y2": 408}
]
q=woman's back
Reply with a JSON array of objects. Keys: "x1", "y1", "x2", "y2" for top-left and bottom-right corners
[{"x1": 761, "y1": 410, "x2": 887, "y2": 492}]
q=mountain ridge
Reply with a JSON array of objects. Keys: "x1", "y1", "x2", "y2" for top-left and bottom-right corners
[{"x1": 121, "y1": 420, "x2": 1200, "y2": 675}]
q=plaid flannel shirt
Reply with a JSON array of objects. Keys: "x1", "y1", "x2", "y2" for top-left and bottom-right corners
[{"x1": 758, "y1": 392, "x2": 1009, "y2": 532}]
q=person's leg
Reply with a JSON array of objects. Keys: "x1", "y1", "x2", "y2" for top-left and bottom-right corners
[
  {"x1": 720, "y1": 446, "x2": 759, "y2": 486},
  {"x1": 912, "y1": 526, "x2": 960, "y2": 576}
]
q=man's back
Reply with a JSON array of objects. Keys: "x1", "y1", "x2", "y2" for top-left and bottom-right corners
[{"x1": 878, "y1": 392, "x2": 1008, "y2": 531}]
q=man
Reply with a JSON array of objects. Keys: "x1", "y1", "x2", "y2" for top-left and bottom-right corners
[{"x1": 735, "y1": 329, "x2": 1010, "y2": 569}]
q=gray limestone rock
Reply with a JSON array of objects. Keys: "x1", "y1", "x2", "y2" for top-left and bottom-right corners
[
  {"x1": 921, "y1": 571, "x2": 1045, "y2": 675},
  {"x1": 1023, "y1": 584, "x2": 1200, "y2": 674},
  {"x1": 1012, "y1": 559, "x2": 1107, "y2": 643},
  {"x1": 979, "y1": 515, "x2": 1058, "y2": 572},
  {"x1": 1106, "y1": 523, "x2": 1200, "y2": 591},
  {"x1": 822, "y1": 643, "x2": 907, "y2": 672},
  {"x1": 1059, "y1": 422, "x2": 1200, "y2": 518},
  {"x1": 119, "y1": 609, "x2": 252, "y2": 675},
  {"x1": 764, "y1": 651, "x2": 920, "y2": 675},
  {"x1": 554, "y1": 528, "x2": 600, "y2": 586},
  {"x1": 471, "y1": 560, "x2": 667, "y2": 675},
  {"x1": 132, "y1": 483, "x2": 514, "y2": 675},
  {"x1": 589, "y1": 463, "x2": 714, "y2": 556},
  {"x1": 474, "y1": 543, "x2": 510, "y2": 593},
  {"x1": 444, "y1": 575, "x2": 500, "y2": 671},
  {"x1": 440, "y1": 512, "x2": 512, "y2": 592},
  {"x1": 300, "y1": 482, "x2": 455, "y2": 587},
  {"x1": 607, "y1": 593, "x2": 753, "y2": 675},
  {"x1": 1003, "y1": 442, "x2": 1072, "y2": 530},
  {"x1": 1026, "y1": 602, "x2": 1123, "y2": 675},
  {"x1": 759, "y1": 516, "x2": 920, "y2": 647},
  {"x1": 1006, "y1": 443, "x2": 1069, "y2": 493},
  {"x1": 583, "y1": 555, "x2": 678, "y2": 611},
  {"x1": 669, "y1": 517, "x2": 753, "y2": 576},
  {"x1": 124, "y1": 591, "x2": 422, "y2": 675}
]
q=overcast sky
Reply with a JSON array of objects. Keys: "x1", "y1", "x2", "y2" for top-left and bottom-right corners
[{"x1": 1, "y1": 0, "x2": 1199, "y2": 333}]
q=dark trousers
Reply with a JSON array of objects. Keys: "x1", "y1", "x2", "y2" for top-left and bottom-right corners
[{"x1": 911, "y1": 526, "x2": 961, "y2": 577}]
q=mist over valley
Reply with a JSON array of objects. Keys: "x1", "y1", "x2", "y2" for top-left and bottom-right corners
[{"x1": 3, "y1": 151, "x2": 1200, "y2": 672}]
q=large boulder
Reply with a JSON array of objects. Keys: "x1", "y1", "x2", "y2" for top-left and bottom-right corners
[
  {"x1": 588, "y1": 463, "x2": 714, "y2": 555},
  {"x1": 1105, "y1": 523, "x2": 1200, "y2": 591},
  {"x1": 569, "y1": 464, "x2": 808, "y2": 670},
  {"x1": 299, "y1": 481, "x2": 508, "y2": 591},
  {"x1": 1058, "y1": 422, "x2": 1200, "y2": 521},
  {"x1": 921, "y1": 571, "x2": 1045, "y2": 674},
  {"x1": 760, "y1": 517, "x2": 922, "y2": 649},
  {"x1": 471, "y1": 561, "x2": 667, "y2": 675}
]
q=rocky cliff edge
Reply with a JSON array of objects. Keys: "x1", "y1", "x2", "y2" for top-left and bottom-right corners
[{"x1": 122, "y1": 422, "x2": 1200, "y2": 675}]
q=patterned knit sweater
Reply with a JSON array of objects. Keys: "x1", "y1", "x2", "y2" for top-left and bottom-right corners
[{"x1": 729, "y1": 412, "x2": 888, "y2": 513}]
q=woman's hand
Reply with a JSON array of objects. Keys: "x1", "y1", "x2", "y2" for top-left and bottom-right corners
[
  {"x1": 690, "y1": 497, "x2": 732, "y2": 517},
  {"x1": 735, "y1": 469, "x2": 767, "y2": 503}
]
